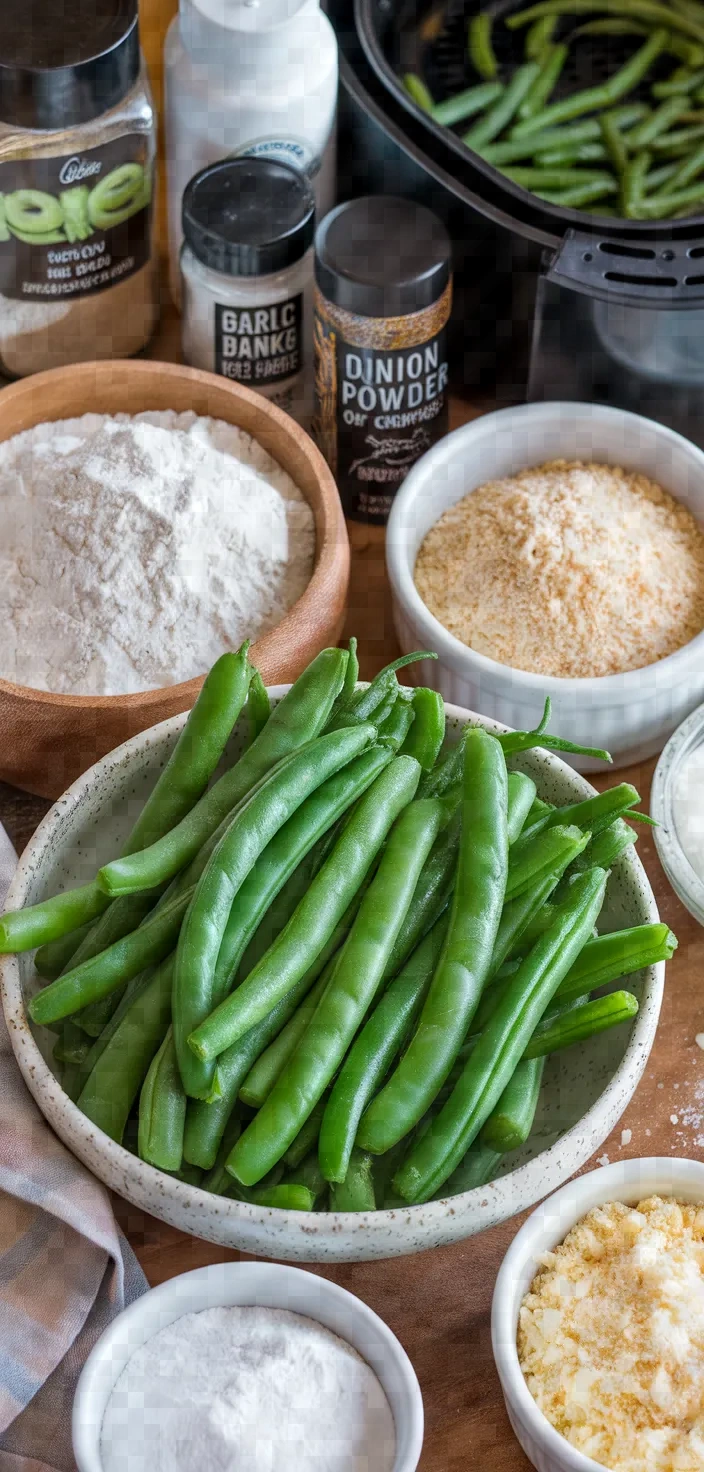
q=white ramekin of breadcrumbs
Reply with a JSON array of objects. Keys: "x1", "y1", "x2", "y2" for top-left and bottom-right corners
[
  {"x1": 386, "y1": 402, "x2": 704, "y2": 770},
  {"x1": 492, "y1": 1157, "x2": 704, "y2": 1472}
]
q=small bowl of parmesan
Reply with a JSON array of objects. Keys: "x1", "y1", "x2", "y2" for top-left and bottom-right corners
[
  {"x1": 492, "y1": 1156, "x2": 704, "y2": 1472},
  {"x1": 386, "y1": 402, "x2": 704, "y2": 770},
  {"x1": 72, "y1": 1260, "x2": 423, "y2": 1472}
]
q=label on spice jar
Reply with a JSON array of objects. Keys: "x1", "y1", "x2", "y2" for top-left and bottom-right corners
[
  {"x1": 0, "y1": 135, "x2": 153, "y2": 304},
  {"x1": 314, "y1": 283, "x2": 452, "y2": 524},
  {"x1": 214, "y1": 294, "x2": 303, "y2": 387}
]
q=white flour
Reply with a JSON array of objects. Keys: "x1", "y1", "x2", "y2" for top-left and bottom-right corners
[
  {"x1": 99, "y1": 1305, "x2": 396, "y2": 1472},
  {"x1": 0, "y1": 410, "x2": 315, "y2": 694}
]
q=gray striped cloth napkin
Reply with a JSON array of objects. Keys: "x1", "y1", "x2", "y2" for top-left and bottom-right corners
[{"x1": 0, "y1": 822, "x2": 147, "y2": 1472}]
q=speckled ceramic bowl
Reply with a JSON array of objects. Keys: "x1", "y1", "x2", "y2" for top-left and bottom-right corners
[{"x1": 0, "y1": 691, "x2": 665, "y2": 1262}]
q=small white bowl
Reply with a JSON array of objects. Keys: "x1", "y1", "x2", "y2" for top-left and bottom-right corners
[
  {"x1": 387, "y1": 402, "x2": 704, "y2": 771},
  {"x1": 651, "y1": 701, "x2": 704, "y2": 927},
  {"x1": 492, "y1": 1156, "x2": 704, "y2": 1472},
  {"x1": 73, "y1": 1261, "x2": 423, "y2": 1472}
]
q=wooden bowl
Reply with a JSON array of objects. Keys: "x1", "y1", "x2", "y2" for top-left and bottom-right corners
[{"x1": 0, "y1": 360, "x2": 349, "y2": 797}]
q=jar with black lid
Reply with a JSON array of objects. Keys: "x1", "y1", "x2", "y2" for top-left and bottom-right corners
[
  {"x1": 314, "y1": 196, "x2": 452, "y2": 525},
  {"x1": 0, "y1": 0, "x2": 158, "y2": 379}
]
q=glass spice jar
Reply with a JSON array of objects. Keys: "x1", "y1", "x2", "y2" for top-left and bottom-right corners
[
  {"x1": 180, "y1": 158, "x2": 316, "y2": 427},
  {"x1": 313, "y1": 196, "x2": 452, "y2": 525},
  {"x1": 0, "y1": 0, "x2": 158, "y2": 379}
]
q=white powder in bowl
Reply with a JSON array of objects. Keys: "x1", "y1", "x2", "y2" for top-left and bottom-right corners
[
  {"x1": 100, "y1": 1305, "x2": 397, "y2": 1472},
  {"x1": 0, "y1": 409, "x2": 316, "y2": 695}
]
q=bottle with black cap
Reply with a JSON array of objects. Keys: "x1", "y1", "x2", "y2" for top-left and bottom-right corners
[
  {"x1": 314, "y1": 197, "x2": 453, "y2": 525},
  {"x1": 181, "y1": 157, "x2": 316, "y2": 427},
  {"x1": 0, "y1": 0, "x2": 157, "y2": 378}
]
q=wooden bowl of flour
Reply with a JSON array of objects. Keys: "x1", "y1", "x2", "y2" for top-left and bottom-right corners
[{"x1": 0, "y1": 360, "x2": 349, "y2": 797}]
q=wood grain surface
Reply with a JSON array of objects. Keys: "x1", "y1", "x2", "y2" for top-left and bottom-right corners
[{"x1": 1, "y1": 2, "x2": 701, "y2": 1464}]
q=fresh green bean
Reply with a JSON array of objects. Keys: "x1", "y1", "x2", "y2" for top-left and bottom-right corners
[
  {"x1": 228, "y1": 793, "x2": 444, "y2": 1185},
  {"x1": 319, "y1": 917, "x2": 449, "y2": 1184},
  {"x1": 652, "y1": 122, "x2": 704, "y2": 152},
  {"x1": 539, "y1": 179, "x2": 620, "y2": 206},
  {"x1": 239, "y1": 964, "x2": 333, "y2": 1109},
  {"x1": 174, "y1": 723, "x2": 376, "y2": 1100},
  {"x1": 622, "y1": 148, "x2": 652, "y2": 215},
  {"x1": 433, "y1": 1143, "x2": 502, "y2": 1197},
  {"x1": 201, "y1": 1114, "x2": 243, "y2": 1195},
  {"x1": 469, "y1": 12, "x2": 499, "y2": 80},
  {"x1": 205, "y1": 744, "x2": 392, "y2": 1015},
  {"x1": 638, "y1": 179, "x2": 704, "y2": 212},
  {"x1": 403, "y1": 73, "x2": 434, "y2": 111},
  {"x1": 526, "y1": 14, "x2": 558, "y2": 58},
  {"x1": 483, "y1": 106, "x2": 647, "y2": 163},
  {"x1": 465, "y1": 63, "x2": 542, "y2": 148},
  {"x1": 327, "y1": 652, "x2": 434, "y2": 731},
  {"x1": 524, "y1": 990, "x2": 639, "y2": 1057},
  {"x1": 137, "y1": 1028, "x2": 186, "y2": 1172},
  {"x1": 600, "y1": 111, "x2": 629, "y2": 187},
  {"x1": 481, "y1": 1058, "x2": 545, "y2": 1152},
  {"x1": 507, "y1": 3, "x2": 704, "y2": 48},
  {"x1": 570, "y1": 816, "x2": 637, "y2": 872},
  {"x1": 510, "y1": 29, "x2": 668, "y2": 138},
  {"x1": 29, "y1": 886, "x2": 190, "y2": 1027},
  {"x1": 52, "y1": 1021, "x2": 92, "y2": 1065},
  {"x1": 505, "y1": 824, "x2": 590, "y2": 901},
  {"x1": 375, "y1": 694, "x2": 415, "y2": 752},
  {"x1": 393, "y1": 867, "x2": 608, "y2": 1204},
  {"x1": 97, "y1": 647, "x2": 350, "y2": 895},
  {"x1": 35, "y1": 922, "x2": 95, "y2": 980},
  {"x1": 537, "y1": 142, "x2": 608, "y2": 164},
  {"x1": 653, "y1": 65, "x2": 704, "y2": 96},
  {"x1": 182, "y1": 904, "x2": 361, "y2": 1169},
  {"x1": 659, "y1": 138, "x2": 704, "y2": 187},
  {"x1": 627, "y1": 97, "x2": 690, "y2": 146},
  {"x1": 329, "y1": 1151, "x2": 376, "y2": 1212},
  {"x1": 490, "y1": 861, "x2": 577, "y2": 976},
  {"x1": 553, "y1": 921, "x2": 676, "y2": 1001},
  {"x1": 400, "y1": 688, "x2": 445, "y2": 770},
  {"x1": 431, "y1": 82, "x2": 503, "y2": 127},
  {"x1": 231, "y1": 1183, "x2": 315, "y2": 1211},
  {"x1": 506, "y1": 773, "x2": 539, "y2": 844},
  {"x1": 504, "y1": 167, "x2": 617, "y2": 189},
  {"x1": 245, "y1": 670, "x2": 271, "y2": 743},
  {"x1": 283, "y1": 1096, "x2": 329, "y2": 1170},
  {"x1": 519, "y1": 44, "x2": 569, "y2": 119},
  {"x1": 0, "y1": 882, "x2": 110, "y2": 955},
  {"x1": 188, "y1": 757, "x2": 421, "y2": 1060},
  {"x1": 285, "y1": 1152, "x2": 328, "y2": 1202},
  {"x1": 76, "y1": 959, "x2": 174, "y2": 1142},
  {"x1": 516, "y1": 782, "x2": 641, "y2": 846},
  {"x1": 356, "y1": 729, "x2": 509, "y2": 1157}
]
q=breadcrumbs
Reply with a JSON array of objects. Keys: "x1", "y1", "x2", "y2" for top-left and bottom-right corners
[
  {"x1": 414, "y1": 462, "x2": 704, "y2": 678},
  {"x1": 518, "y1": 1196, "x2": 704, "y2": 1471}
]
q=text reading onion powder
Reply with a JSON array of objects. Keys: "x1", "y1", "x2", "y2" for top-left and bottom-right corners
[{"x1": 313, "y1": 196, "x2": 452, "y2": 525}]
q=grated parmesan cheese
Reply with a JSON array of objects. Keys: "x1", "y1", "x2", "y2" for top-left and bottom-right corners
[
  {"x1": 413, "y1": 462, "x2": 704, "y2": 679},
  {"x1": 518, "y1": 1197, "x2": 704, "y2": 1471}
]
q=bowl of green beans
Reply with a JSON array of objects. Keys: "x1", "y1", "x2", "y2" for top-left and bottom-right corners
[
  {"x1": 402, "y1": 1, "x2": 704, "y2": 221},
  {"x1": 0, "y1": 643, "x2": 670, "y2": 1261}
]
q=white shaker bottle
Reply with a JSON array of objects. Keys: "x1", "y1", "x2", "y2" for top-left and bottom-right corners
[{"x1": 164, "y1": 0, "x2": 338, "y2": 303}]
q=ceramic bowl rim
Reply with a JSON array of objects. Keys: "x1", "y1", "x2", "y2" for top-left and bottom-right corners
[
  {"x1": 0, "y1": 689, "x2": 664, "y2": 1254},
  {"x1": 491, "y1": 1156, "x2": 704, "y2": 1472},
  {"x1": 72, "y1": 1261, "x2": 424, "y2": 1472},
  {"x1": 386, "y1": 400, "x2": 704, "y2": 700}
]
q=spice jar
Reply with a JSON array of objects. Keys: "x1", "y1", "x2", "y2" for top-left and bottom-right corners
[
  {"x1": 181, "y1": 158, "x2": 315, "y2": 426},
  {"x1": 0, "y1": 0, "x2": 158, "y2": 379},
  {"x1": 314, "y1": 196, "x2": 452, "y2": 525}
]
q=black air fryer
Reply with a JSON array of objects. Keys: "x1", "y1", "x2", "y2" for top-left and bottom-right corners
[{"x1": 330, "y1": 0, "x2": 704, "y2": 444}]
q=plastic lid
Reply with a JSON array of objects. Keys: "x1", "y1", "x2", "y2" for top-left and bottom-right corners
[
  {"x1": 182, "y1": 158, "x2": 316, "y2": 277},
  {"x1": 0, "y1": 0, "x2": 139, "y2": 130},
  {"x1": 314, "y1": 196, "x2": 451, "y2": 318}
]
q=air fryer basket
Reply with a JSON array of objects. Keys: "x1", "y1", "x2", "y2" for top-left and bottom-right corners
[{"x1": 357, "y1": 0, "x2": 704, "y2": 306}]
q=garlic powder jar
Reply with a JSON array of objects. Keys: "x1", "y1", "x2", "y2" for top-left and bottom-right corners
[
  {"x1": 181, "y1": 158, "x2": 315, "y2": 427},
  {"x1": 0, "y1": 0, "x2": 158, "y2": 379}
]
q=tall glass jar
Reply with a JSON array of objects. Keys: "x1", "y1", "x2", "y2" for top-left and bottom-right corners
[{"x1": 0, "y1": 0, "x2": 158, "y2": 379}]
